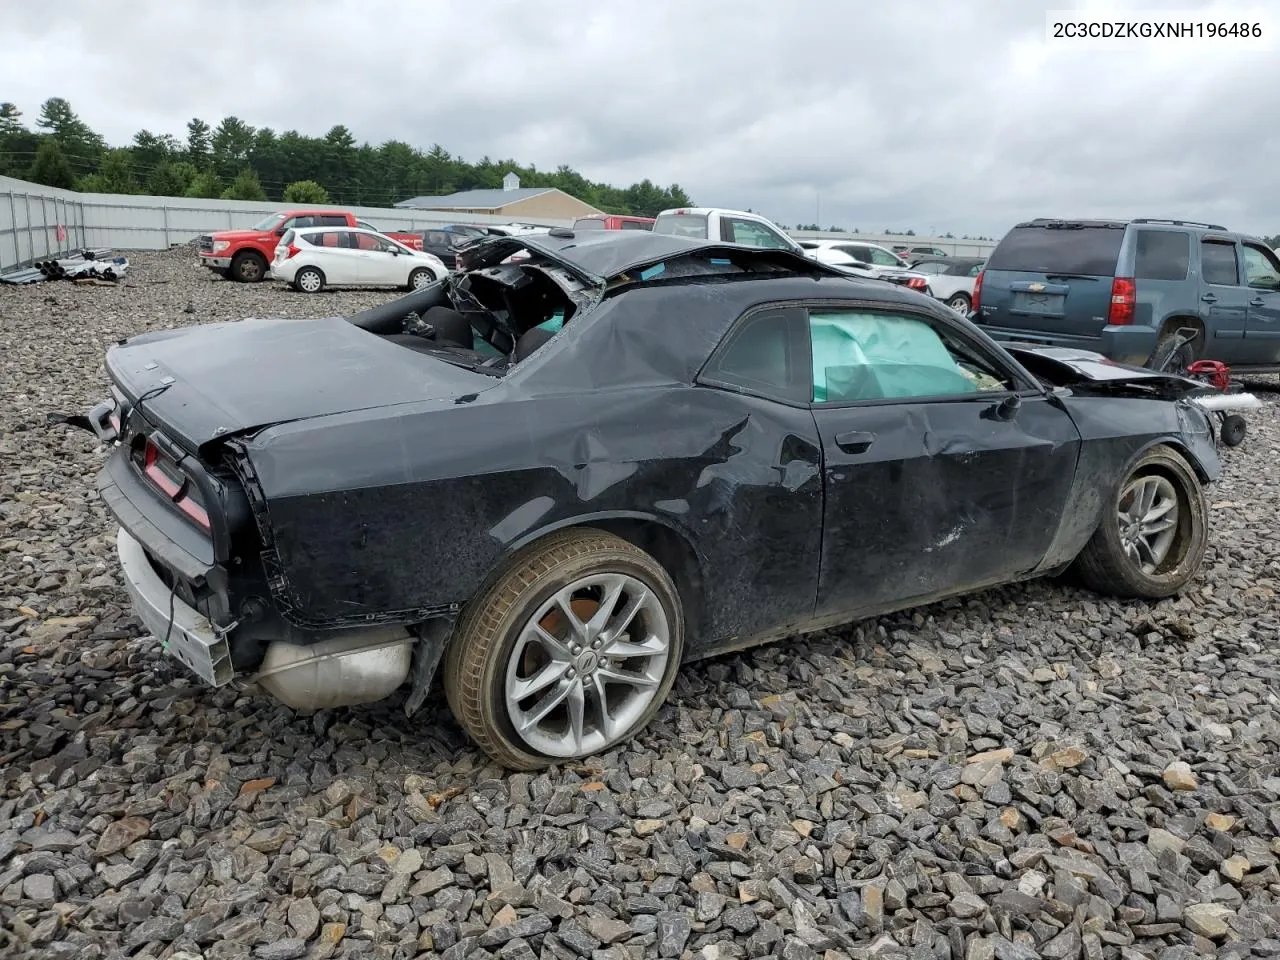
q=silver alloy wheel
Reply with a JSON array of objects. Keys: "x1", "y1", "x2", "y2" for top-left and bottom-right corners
[
  {"x1": 1118, "y1": 474, "x2": 1179, "y2": 574},
  {"x1": 947, "y1": 294, "x2": 969, "y2": 314},
  {"x1": 410, "y1": 268, "x2": 434, "y2": 289},
  {"x1": 504, "y1": 572, "x2": 670, "y2": 758},
  {"x1": 298, "y1": 269, "x2": 322, "y2": 293}
]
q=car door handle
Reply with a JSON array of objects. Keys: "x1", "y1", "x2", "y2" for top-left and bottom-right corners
[
  {"x1": 1201, "y1": 293, "x2": 1218, "y2": 303},
  {"x1": 1250, "y1": 297, "x2": 1265, "y2": 307},
  {"x1": 834, "y1": 430, "x2": 876, "y2": 454}
]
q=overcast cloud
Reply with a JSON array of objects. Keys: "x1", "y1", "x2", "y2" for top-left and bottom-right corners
[{"x1": 2, "y1": 0, "x2": 1278, "y2": 237}]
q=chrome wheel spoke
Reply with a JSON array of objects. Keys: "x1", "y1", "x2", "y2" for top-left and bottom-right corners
[
  {"x1": 507, "y1": 660, "x2": 569, "y2": 701},
  {"x1": 566, "y1": 679, "x2": 586, "y2": 753},
  {"x1": 591, "y1": 673, "x2": 616, "y2": 742},
  {"x1": 602, "y1": 633, "x2": 665, "y2": 659},
  {"x1": 601, "y1": 587, "x2": 649, "y2": 645},
  {"x1": 552, "y1": 589, "x2": 589, "y2": 642},
  {"x1": 516, "y1": 680, "x2": 571, "y2": 733},
  {"x1": 527, "y1": 621, "x2": 574, "y2": 662},
  {"x1": 597, "y1": 665, "x2": 659, "y2": 689},
  {"x1": 584, "y1": 574, "x2": 627, "y2": 640}
]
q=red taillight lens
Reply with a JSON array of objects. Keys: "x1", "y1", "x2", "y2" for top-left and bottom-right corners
[
  {"x1": 972, "y1": 269, "x2": 984, "y2": 312},
  {"x1": 907, "y1": 277, "x2": 927, "y2": 290},
  {"x1": 1108, "y1": 277, "x2": 1136, "y2": 325},
  {"x1": 142, "y1": 440, "x2": 211, "y2": 531},
  {"x1": 285, "y1": 243, "x2": 301, "y2": 259}
]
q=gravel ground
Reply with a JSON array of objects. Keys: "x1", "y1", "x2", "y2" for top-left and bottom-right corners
[{"x1": 3, "y1": 248, "x2": 1280, "y2": 960}]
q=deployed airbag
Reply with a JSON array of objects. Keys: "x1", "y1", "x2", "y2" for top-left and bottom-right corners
[{"x1": 811, "y1": 311, "x2": 979, "y2": 402}]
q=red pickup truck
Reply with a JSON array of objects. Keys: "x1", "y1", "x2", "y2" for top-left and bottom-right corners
[{"x1": 197, "y1": 210, "x2": 425, "y2": 282}]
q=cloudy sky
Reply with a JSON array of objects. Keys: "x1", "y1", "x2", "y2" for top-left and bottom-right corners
[{"x1": 2, "y1": 0, "x2": 1278, "y2": 237}]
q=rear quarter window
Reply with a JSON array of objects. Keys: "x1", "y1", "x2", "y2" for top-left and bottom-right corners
[
  {"x1": 1134, "y1": 230, "x2": 1190, "y2": 281},
  {"x1": 654, "y1": 214, "x2": 709, "y2": 239},
  {"x1": 986, "y1": 225, "x2": 1124, "y2": 276}
]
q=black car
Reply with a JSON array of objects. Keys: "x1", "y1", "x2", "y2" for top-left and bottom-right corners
[
  {"x1": 413, "y1": 225, "x2": 490, "y2": 268},
  {"x1": 66, "y1": 230, "x2": 1227, "y2": 770}
]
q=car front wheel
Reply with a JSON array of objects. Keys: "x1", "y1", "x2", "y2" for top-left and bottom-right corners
[
  {"x1": 444, "y1": 529, "x2": 684, "y2": 770},
  {"x1": 1074, "y1": 445, "x2": 1208, "y2": 599},
  {"x1": 946, "y1": 293, "x2": 971, "y2": 315},
  {"x1": 408, "y1": 267, "x2": 435, "y2": 290}
]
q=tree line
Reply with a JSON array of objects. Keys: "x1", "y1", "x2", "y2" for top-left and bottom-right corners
[{"x1": 0, "y1": 98, "x2": 694, "y2": 217}]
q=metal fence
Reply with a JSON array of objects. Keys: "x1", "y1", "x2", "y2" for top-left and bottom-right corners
[{"x1": 1, "y1": 174, "x2": 997, "y2": 273}]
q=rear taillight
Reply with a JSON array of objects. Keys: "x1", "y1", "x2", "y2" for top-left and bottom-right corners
[
  {"x1": 907, "y1": 277, "x2": 927, "y2": 291},
  {"x1": 142, "y1": 439, "x2": 211, "y2": 531},
  {"x1": 1108, "y1": 277, "x2": 1136, "y2": 325},
  {"x1": 972, "y1": 269, "x2": 984, "y2": 312},
  {"x1": 285, "y1": 243, "x2": 300, "y2": 259}
]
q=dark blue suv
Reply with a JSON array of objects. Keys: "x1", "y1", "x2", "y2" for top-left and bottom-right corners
[{"x1": 973, "y1": 218, "x2": 1280, "y2": 372}]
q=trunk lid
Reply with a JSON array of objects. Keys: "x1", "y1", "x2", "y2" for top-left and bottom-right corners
[
  {"x1": 977, "y1": 221, "x2": 1125, "y2": 344},
  {"x1": 105, "y1": 316, "x2": 496, "y2": 450}
]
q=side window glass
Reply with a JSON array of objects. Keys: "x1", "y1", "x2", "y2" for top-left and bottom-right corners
[
  {"x1": 278, "y1": 217, "x2": 296, "y2": 232},
  {"x1": 810, "y1": 311, "x2": 1012, "y2": 403},
  {"x1": 1201, "y1": 240, "x2": 1239, "y2": 286},
  {"x1": 1135, "y1": 230, "x2": 1190, "y2": 281},
  {"x1": 702, "y1": 309, "x2": 807, "y2": 402},
  {"x1": 1243, "y1": 245, "x2": 1280, "y2": 290},
  {"x1": 727, "y1": 219, "x2": 789, "y2": 249},
  {"x1": 354, "y1": 233, "x2": 388, "y2": 251},
  {"x1": 867, "y1": 248, "x2": 900, "y2": 266}
]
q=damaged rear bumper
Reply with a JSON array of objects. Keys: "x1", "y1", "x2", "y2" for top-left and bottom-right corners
[{"x1": 116, "y1": 526, "x2": 234, "y2": 686}]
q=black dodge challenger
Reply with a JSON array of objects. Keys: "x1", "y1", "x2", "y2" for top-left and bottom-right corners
[{"x1": 64, "y1": 230, "x2": 1231, "y2": 769}]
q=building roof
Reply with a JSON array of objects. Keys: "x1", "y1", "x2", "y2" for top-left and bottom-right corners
[{"x1": 395, "y1": 188, "x2": 554, "y2": 210}]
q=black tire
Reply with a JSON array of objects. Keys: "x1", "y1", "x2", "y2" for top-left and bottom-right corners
[
  {"x1": 1073, "y1": 445, "x2": 1208, "y2": 600},
  {"x1": 407, "y1": 267, "x2": 434, "y2": 291},
  {"x1": 293, "y1": 267, "x2": 325, "y2": 294},
  {"x1": 230, "y1": 251, "x2": 268, "y2": 283},
  {"x1": 1220, "y1": 414, "x2": 1247, "y2": 447},
  {"x1": 1148, "y1": 331, "x2": 1196, "y2": 373},
  {"x1": 945, "y1": 293, "x2": 971, "y2": 315},
  {"x1": 444, "y1": 529, "x2": 685, "y2": 771}
]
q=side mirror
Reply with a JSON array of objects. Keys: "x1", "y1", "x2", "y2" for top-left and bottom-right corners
[
  {"x1": 389, "y1": 246, "x2": 400, "y2": 255},
  {"x1": 994, "y1": 395, "x2": 1021, "y2": 422}
]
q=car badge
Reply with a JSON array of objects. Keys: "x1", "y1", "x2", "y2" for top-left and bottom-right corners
[{"x1": 1028, "y1": 282, "x2": 1046, "y2": 293}]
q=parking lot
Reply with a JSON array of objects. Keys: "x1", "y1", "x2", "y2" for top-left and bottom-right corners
[{"x1": 4, "y1": 249, "x2": 1280, "y2": 958}]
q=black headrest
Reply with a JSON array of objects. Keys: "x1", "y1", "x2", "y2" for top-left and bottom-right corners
[{"x1": 514, "y1": 326, "x2": 555, "y2": 362}]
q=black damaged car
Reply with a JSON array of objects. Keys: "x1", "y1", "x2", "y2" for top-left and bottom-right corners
[{"x1": 62, "y1": 229, "x2": 1236, "y2": 769}]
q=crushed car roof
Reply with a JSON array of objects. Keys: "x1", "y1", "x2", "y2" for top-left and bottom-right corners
[{"x1": 457, "y1": 230, "x2": 842, "y2": 284}]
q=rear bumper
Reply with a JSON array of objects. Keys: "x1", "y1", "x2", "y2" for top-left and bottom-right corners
[
  {"x1": 980, "y1": 322, "x2": 1158, "y2": 367},
  {"x1": 115, "y1": 526, "x2": 234, "y2": 686},
  {"x1": 199, "y1": 255, "x2": 232, "y2": 270}
]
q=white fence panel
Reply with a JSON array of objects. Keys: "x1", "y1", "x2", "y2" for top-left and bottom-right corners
[{"x1": 2, "y1": 174, "x2": 1000, "y2": 272}]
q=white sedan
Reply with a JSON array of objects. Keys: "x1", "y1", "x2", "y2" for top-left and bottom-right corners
[{"x1": 270, "y1": 226, "x2": 448, "y2": 294}]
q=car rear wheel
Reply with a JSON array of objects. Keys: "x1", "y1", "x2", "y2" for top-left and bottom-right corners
[
  {"x1": 408, "y1": 267, "x2": 434, "y2": 290},
  {"x1": 294, "y1": 267, "x2": 325, "y2": 294},
  {"x1": 1073, "y1": 445, "x2": 1207, "y2": 599},
  {"x1": 946, "y1": 293, "x2": 971, "y2": 315},
  {"x1": 1149, "y1": 331, "x2": 1196, "y2": 373},
  {"x1": 444, "y1": 529, "x2": 684, "y2": 770},
  {"x1": 230, "y1": 251, "x2": 267, "y2": 283}
]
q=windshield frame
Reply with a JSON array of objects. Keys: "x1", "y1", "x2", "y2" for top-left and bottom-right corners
[{"x1": 252, "y1": 213, "x2": 287, "y2": 231}]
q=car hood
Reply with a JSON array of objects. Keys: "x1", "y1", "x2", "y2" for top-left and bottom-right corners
[
  {"x1": 104, "y1": 316, "x2": 494, "y2": 451},
  {"x1": 1004, "y1": 344, "x2": 1207, "y2": 394}
]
